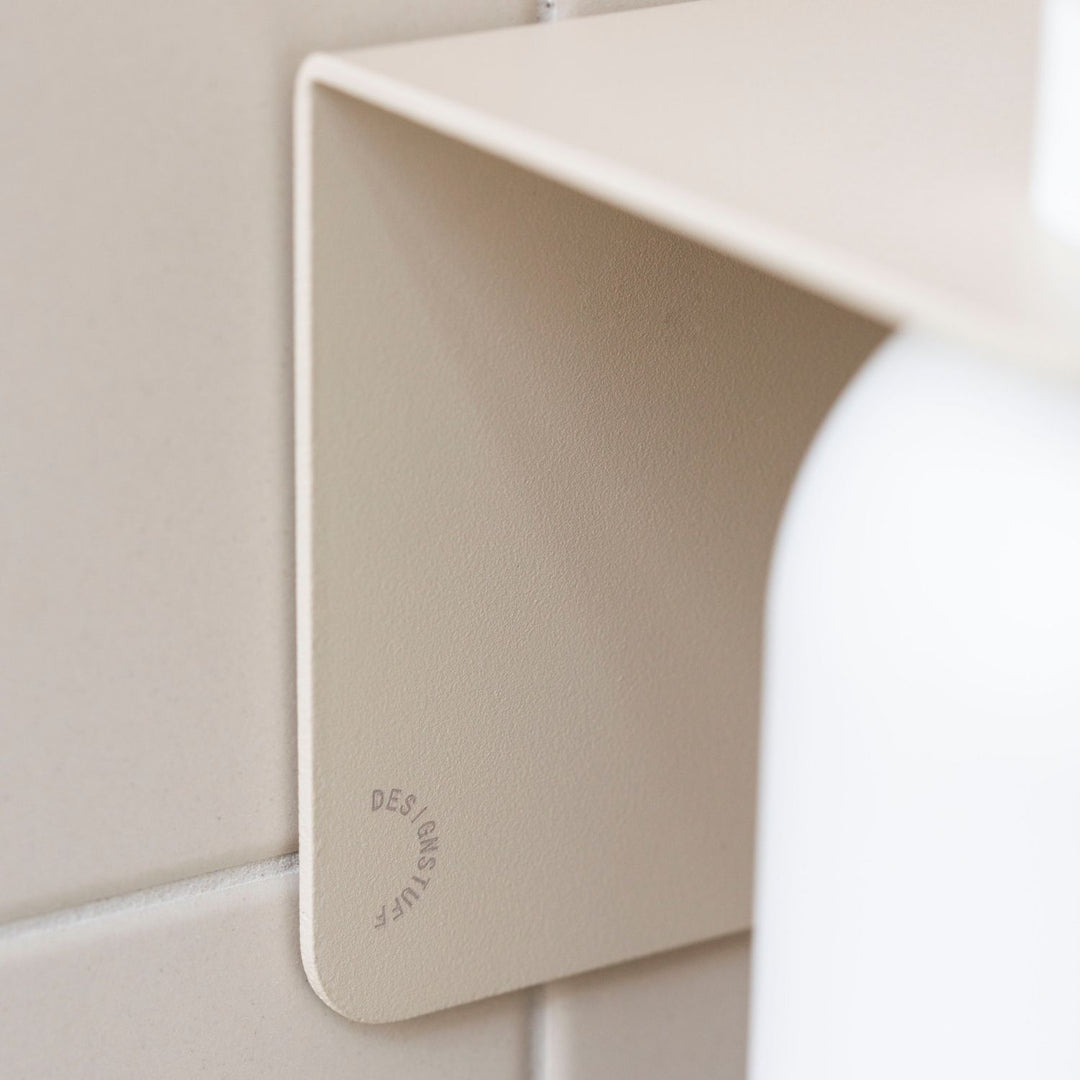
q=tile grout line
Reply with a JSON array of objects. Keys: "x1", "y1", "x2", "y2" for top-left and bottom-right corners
[
  {"x1": 528, "y1": 0, "x2": 555, "y2": 1059},
  {"x1": 0, "y1": 852, "x2": 299, "y2": 944},
  {"x1": 527, "y1": 983, "x2": 547, "y2": 1080}
]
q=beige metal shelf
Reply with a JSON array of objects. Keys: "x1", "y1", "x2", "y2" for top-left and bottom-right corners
[
  {"x1": 294, "y1": 0, "x2": 1078, "y2": 1025},
  {"x1": 302, "y1": 0, "x2": 1080, "y2": 375}
]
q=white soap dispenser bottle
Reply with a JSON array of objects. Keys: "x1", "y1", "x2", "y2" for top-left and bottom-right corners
[{"x1": 750, "y1": 331, "x2": 1080, "y2": 1080}]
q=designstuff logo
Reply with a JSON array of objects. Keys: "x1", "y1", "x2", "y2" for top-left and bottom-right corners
[{"x1": 370, "y1": 788, "x2": 439, "y2": 930}]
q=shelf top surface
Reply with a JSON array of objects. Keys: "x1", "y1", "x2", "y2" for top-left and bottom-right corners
[{"x1": 302, "y1": 0, "x2": 1080, "y2": 375}]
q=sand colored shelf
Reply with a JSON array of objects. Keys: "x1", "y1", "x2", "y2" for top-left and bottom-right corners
[{"x1": 302, "y1": 0, "x2": 1080, "y2": 375}]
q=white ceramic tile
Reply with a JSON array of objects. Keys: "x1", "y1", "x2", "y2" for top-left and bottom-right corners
[
  {"x1": 0, "y1": 0, "x2": 535, "y2": 922},
  {"x1": 0, "y1": 860, "x2": 530, "y2": 1079},
  {"x1": 542, "y1": 933, "x2": 752, "y2": 1080}
]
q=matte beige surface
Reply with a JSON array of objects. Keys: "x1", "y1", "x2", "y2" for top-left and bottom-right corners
[
  {"x1": 0, "y1": 0, "x2": 534, "y2": 923},
  {"x1": 297, "y1": 78, "x2": 885, "y2": 1019},
  {"x1": 543, "y1": 932, "x2": 751, "y2": 1080},
  {"x1": 0, "y1": 863, "x2": 530, "y2": 1078},
  {"x1": 307, "y1": 0, "x2": 1080, "y2": 375}
]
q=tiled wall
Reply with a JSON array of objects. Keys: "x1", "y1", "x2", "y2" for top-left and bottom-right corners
[{"x1": 1, "y1": 0, "x2": 838, "y2": 1074}]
